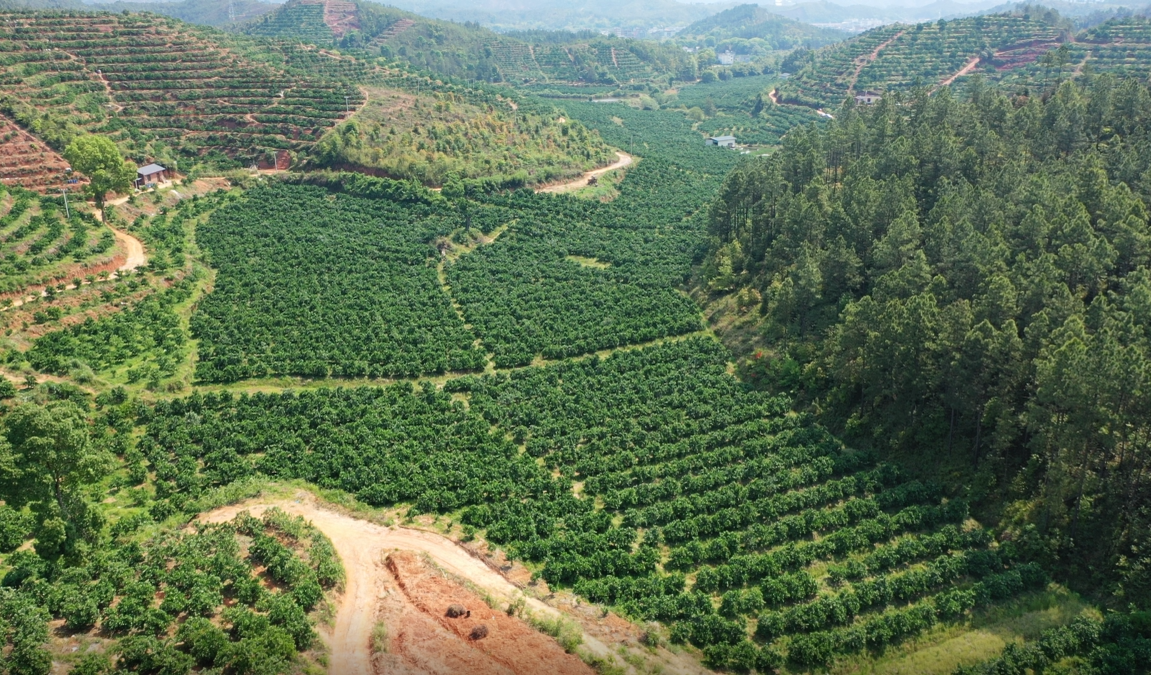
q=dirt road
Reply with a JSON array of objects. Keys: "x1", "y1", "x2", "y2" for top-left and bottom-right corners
[
  {"x1": 200, "y1": 497, "x2": 619, "y2": 675},
  {"x1": 538, "y1": 152, "x2": 633, "y2": 194},
  {"x1": 112, "y1": 227, "x2": 146, "y2": 271},
  {"x1": 848, "y1": 30, "x2": 905, "y2": 94},
  {"x1": 939, "y1": 56, "x2": 981, "y2": 87}
]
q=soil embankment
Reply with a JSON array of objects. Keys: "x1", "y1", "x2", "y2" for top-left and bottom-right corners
[{"x1": 199, "y1": 497, "x2": 613, "y2": 675}]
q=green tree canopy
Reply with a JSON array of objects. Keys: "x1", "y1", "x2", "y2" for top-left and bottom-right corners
[
  {"x1": 0, "y1": 401, "x2": 110, "y2": 564},
  {"x1": 63, "y1": 135, "x2": 136, "y2": 214}
]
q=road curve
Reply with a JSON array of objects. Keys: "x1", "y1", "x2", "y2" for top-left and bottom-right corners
[
  {"x1": 199, "y1": 498, "x2": 616, "y2": 675},
  {"x1": 538, "y1": 152, "x2": 633, "y2": 194}
]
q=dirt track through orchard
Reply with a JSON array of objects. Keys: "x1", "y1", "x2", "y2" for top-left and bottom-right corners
[
  {"x1": 112, "y1": 227, "x2": 146, "y2": 271},
  {"x1": 538, "y1": 151, "x2": 632, "y2": 194},
  {"x1": 199, "y1": 496, "x2": 617, "y2": 675}
]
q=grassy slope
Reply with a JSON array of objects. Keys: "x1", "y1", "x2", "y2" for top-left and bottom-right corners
[{"x1": 312, "y1": 84, "x2": 616, "y2": 186}]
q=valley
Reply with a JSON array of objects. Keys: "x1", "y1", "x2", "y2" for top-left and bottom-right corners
[{"x1": 0, "y1": 1, "x2": 1147, "y2": 674}]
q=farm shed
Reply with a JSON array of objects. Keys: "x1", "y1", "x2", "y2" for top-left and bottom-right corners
[
  {"x1": 854, "y1": 91, "x2": 882, "y2": 105},
  {"x1": 136, "y1": 163, "x2": 168, "y2": 188},
  {"x1": 706, "y1": 135, "x2": 736, "y2": 148}
]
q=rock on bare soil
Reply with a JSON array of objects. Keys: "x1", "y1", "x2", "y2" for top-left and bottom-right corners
[
  {"x1": 200, "y1": 497, "x2": 608, "y2": 675},
  {"x1": 384, "y1": 551, "x2": 592, "y2": 675}
]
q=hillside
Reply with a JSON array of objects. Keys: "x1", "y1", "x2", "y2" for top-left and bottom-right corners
[
  {"x1": 384, "y1": 0, "x2": 736, "y2": 33},
  {"x1": 778, "y1": 10, "x2": 1069, "y2": 106},
  {"x1": 312, "y1": 83, "x2": 616, "y2": 187},
  {"x1": 702, "y1": 77, "x2": 1151, "y2": 612},
  {"x1": 0, "y1": 10, "x2": 362, "y2": 172},
  {"x1": 677, "y1": 4, "x2": 848, "y2": 50},
  {"x1": 101, "y1": 0, "x2": 277, "y2": 27},
  {"x1": 244, "y1": 0, "x2": 698, "y2": 84},
  {"x1": 778, "y1": 10, "x2": 1151, "y2": 107}
]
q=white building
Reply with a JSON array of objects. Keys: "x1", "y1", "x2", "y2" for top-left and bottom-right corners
[{"x1": 706, "y1": 136, "x2": 737, "y2": 148}]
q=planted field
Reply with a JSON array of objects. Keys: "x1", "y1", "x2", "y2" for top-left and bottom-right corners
[
  {"x1": 190, "y1": 181, "x2": 485, "y2": 382},
  {"x1": 0, "y1": 11, "x2": 361, "y2": 164},
  {"x1": 3, "y1": 503, "x2": 341, "y2": 672},
  {"x1": 779, "y1": 14, "x2": 1062, "y2": 106},
  {"x1": 136, "y1": 337, "x2": 1046, "y2": 670},
  {"x1": 0, "y1": 114, "x2": 79, "y2": 193},
  {"x1": 440, "y1": 103, "x2": 738, "y2": 366},
  {"x1": 0, "y1": 185, "x2": 117, "y2": 299}
]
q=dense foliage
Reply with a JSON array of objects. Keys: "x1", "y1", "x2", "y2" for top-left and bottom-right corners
[
  {"x1": 314, "y1": 85, "x2": 614, "y2": 186},
  {"x1": 956, "y1": 612, "x2": 1151, "y2": 675},
  {"x1": 139, "y1": 338, "x2": 1050, "y2": 667},
  {"x1": 190, "y1": 181, "x2": 484, "y2": 382},
  {"x1": 137, "y1": 383, "x2": 556, "y2": 516},
  {"x1": 705, "y1": 76, "x2": 1151, "y2": 599},
  {"x1": 0, "y1": 506, "x2": 341, "y2": 675}
]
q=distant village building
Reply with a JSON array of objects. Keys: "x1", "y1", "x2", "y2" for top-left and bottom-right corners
[
  {"x1": 854, "y1": 91, "x2": 882, "y2": 105},
  {"x1": 135, "y1": 163, "x2": 168, "y2": 188},
  {"x1": 718, "y1": 50, "x2": 735, "y2": 65},
  {"x1": 707, "y1": 135, "x2": 737, "y2": 148}
]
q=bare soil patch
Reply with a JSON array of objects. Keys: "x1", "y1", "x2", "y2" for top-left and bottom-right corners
[
  {"x1": 199, "y1": 494, "x2": 711, "y2": 675},
  {"x1": 385, "y1": 551, "x2": 593, "y2": 675}
]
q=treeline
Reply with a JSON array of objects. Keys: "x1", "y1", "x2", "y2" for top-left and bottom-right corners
[{"x1": 704, "y1": 74, "x2": 1151, "y2": 599}]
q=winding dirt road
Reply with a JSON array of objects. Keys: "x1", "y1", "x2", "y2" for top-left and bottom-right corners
[
  {"x1": 200, "y1": 497, "x2": 618, "y2": 675},
  {"x1": 538, "y1": 151, "x2": 633, "y2": 194},
  {"x1": 112, "y1": 227, "x2": 146, "y2": 271}
]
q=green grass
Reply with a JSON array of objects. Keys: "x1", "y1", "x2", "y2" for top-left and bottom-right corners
[{"x1": 827, "y1": 587, "x2": 1096, "y2": 675}]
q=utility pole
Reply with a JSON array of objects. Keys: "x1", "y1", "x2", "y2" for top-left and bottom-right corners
[
  {"x1": 60, "y1": 187, "x2": 70, "y2": 219},
  {"x1": 228, "y1": 0, "x2": 236, "y2": 23},
  {"x1": 345, "y1": 95, "x2": 350, "y2": 113}
]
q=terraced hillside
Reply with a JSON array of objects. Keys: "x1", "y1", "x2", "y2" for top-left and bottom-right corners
[
  {"x1": 1071, "y1": 16, "x2": 1151, "y2": 81},
  {"x1": 0, "y1": 185, "x2": 117, "y2": 299},
  {"x1": 779, "y1": 13, "x2": 1064, "y2": 106},
  {"x1": 0, "y1": 114, "x2": 79, "y2": 192},
  {"x1": 0, "y1": 11, "x2": 361, "y2": 166}
]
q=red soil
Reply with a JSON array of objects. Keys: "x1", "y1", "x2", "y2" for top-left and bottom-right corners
[
  {"x1": 0, "y1": 115, "x2": 84, "y2": 194},
  {"x1": 381, "y1": 551, "x2": 594, "y2": 675}
]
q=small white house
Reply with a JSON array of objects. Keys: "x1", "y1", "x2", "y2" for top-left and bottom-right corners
[
  {"x1": 854, "y1": 91, "x2": 881, "y2": 105},
  {"x1": 707, "y1": 135, "x2": 737, "y2": 148},
  {"x1": 717, "y1": 49, "x2": 735, "y2": 65}
]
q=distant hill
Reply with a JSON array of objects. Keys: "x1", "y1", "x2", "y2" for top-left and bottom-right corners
[
  {"x1": 379, "y1": 0, "x2": 737, "y2": 33},
  {"x1": 778, "y1": 8, "x2": 1151, "y2": 107},
  {"x1": 108, "y1": 0, "x2": 276, "y2": 26},
  {"x1": 677, "y1": 4, "x2": 848, "y2": 50},
  {"x1": 777, "y1": 9, "x2": 1069, "y2": 106},
  {"x1": 243, "y1": 0, "x2": 699, "y2": 84},
  {"x1": 774, "y1": 0, "x2": 1002, "y2": 27},
  {"x1": 0, "y1": 0, "x2": 276, "y2": 25}
]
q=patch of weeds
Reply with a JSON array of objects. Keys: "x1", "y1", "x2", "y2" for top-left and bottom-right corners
[{"x1": 371, "y1": 621, "x2": 389, "y2": 654}]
